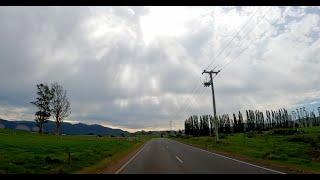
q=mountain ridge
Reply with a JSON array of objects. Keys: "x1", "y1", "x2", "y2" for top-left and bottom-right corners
[{"x1": 0, "y1": 118, "x2": 129, "y2": 135}]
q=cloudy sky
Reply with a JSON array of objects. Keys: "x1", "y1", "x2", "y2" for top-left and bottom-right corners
[{"x1": 0, "y1": 6, "x2": 319, "y2": 132}]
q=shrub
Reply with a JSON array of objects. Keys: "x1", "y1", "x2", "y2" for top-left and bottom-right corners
[
  {"x1": 286, "y1": 135, "x2": 313, "y2": 143},
  {"x1": 58, "y1": 168, "x2": 66, "y2": 174},
  {"x1": 205, "y1": 137, "x2": 215, "y2": 142},
  {"x1": 219, "y1": 133, "x2": 226, "y2": 139},
  {"x1": 262, "y1": 152, "x2": 272, "y2": 160},
  {"x1": 301, "y1": 159, "x2": 312, "y2": 164},
  {"x1": 44, "y1": 156, "x2": 61, "y2": 164},
  {"x1": 309, "y1": 148, "x2": 320, "y2": 159},
  {"x1": 310, "y1": 138, "x2": 320, "y2": 148},
  {"x1": 246, "y1": 131, "x2": 255, "y2": 138},
  {"x1": 278, "y1": 154, "x2": 289, "y2": 161},
  {"x1": 264, "y1": 153, "x2": 288, "y2": 161},
  {"x1": 183, "y1": 134, "x2": 193, "y2": 139},
  {"x1": 273, "y1": 128, "x2": 298, "y2": 135}
]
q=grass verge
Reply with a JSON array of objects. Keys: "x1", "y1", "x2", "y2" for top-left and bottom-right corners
[
  {"x1": 0, "y1": 128, "x2": 156, "y2": 174},
  {"x1": 169, "y1": 126, "x2": 320, "y2": 174}
]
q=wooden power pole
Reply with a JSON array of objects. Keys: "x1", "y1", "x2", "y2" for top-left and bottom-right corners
[{"x1": 202, "y1": 69, "x2": 220, "y2": 141}]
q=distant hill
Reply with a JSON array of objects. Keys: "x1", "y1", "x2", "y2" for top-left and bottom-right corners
[{"x1": 0, "y1": 118, "x2": 129, "y2": 136}]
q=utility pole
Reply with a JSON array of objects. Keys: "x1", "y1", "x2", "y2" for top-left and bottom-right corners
[
  {"x1": 169, "y1": 120, "x2": 172, "y2": 134},
  {"x1": 202, "y1": 69, "x2": 220, "y2": 141}
]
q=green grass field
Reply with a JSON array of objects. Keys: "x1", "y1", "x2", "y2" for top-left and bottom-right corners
[
  {"x1": 0, "y1": 128, "x2": 155, "y2": 174},
  {"x1": 170, "y1": 126, "x2": 320, "y2": 174}
]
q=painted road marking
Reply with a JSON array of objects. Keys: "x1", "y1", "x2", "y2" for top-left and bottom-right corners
[
  {"x1": 176, "y1": 156, "x2": 183, "y2": 163},
  {"x1": 169, "y1": 139, "x2": 285, "y2": 174},
  {"x1": 115, "y1": 140, "x2": 151, "y2": 174}
]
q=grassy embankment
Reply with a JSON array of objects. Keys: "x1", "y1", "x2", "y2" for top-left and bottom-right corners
[
  {"x1": 169, "y1": 126, "x2": 320, "y2": 173},
  {"x1": 0, "y1": 128, "x2": 158, "y2": 174}
]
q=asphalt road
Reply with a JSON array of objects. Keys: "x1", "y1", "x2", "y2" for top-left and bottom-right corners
[{"x1": 116, "y1": 138, "x2": 286, "y2": 174}]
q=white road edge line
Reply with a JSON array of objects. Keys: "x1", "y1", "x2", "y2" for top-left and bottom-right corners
[
  {"x1": 169, "y1": 139, "x2": 286, "y2": 174},
  {"x1": 176, "y1": 156, "x2": 183, "y2": 163},
  {"x1": 114, "y1": 140, "x2": 151, "y2": 174}
]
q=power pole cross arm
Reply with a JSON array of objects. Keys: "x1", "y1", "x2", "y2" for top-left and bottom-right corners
[{"x1": 202, "y1": 69, "x2": 221, "y2": 75}]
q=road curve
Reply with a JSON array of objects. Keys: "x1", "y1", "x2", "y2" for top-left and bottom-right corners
[{"x1": 116, "y1": 138, "x2": 285, "y2": 174}]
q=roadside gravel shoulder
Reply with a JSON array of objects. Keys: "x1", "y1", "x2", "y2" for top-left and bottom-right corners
[{"x1": 98, "y1": 140, "x2": 148, "y2": 174}]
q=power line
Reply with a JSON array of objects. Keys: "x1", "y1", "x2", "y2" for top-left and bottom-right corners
[
  {"x1": 172, "y1": 76, "x2": 201, "y2": 117},
  {"x1": 171, "y1": 7, "x2": 261, "y2": 125},
  {"x1": 174, "y1": 7, "x2": 292, "y2": 129},
  {"x1": 204, "y1": 7, "x2": 261, "y2": 71},
  {"x1": 182, "y1": 86, "x2": 206, "y2": 119},
  {"x1": 178, "y1": 86, "x2": 206, "y2": 122},
  {"x1": 174, "y1": 76, "x2": 201, "y2": 112},
  {"x1": 171, "y1": 7, "x2": 269, "y2": 125},
  {"x1": 166, "y1": 7, "x2": 258, "y2": 125},
  {"x1": 172, "y1": 68, "x2": 212, "y2": 122},
  {"x1": 173, "y1": 81, "x2": 203, "y2": 122},
  {"x1": 197, "y1": 8, "x2": 272, "y2": 140},
  {"x1": 175, "y1": 7, "x2": 262, "y2": 123},
  {"x1": 219, "y1": 7, "x2": 292, "y2": 72},
  {"x1": 174, "y1": 80, "x2": 204, "y2": 120},
  {"x1": 211, "y1": 7, "x2": 273, "y2": 71},
  {"x1": 177, "y1": 74, "x2": 218, "y2": 123},
  {"x1": 169, "y1": 6, "x2": 224, "y2": 120},
  {"x1": 178, "y1": 74, "x2": 217, "y2": 124}
]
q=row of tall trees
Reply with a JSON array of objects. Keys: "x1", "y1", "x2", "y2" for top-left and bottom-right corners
[
  {"x1": 30, "y1": 82, "x2": 71, "y2": 135},
  {"x1": 184, "y1": 107, "x2": 320, "y2": 136},
  {"x1": 291, "y1": 107, "x2": 320, "y2": 127},
  {"x1": 185, "y1": 115, "x2": 212, "y2": 137}
]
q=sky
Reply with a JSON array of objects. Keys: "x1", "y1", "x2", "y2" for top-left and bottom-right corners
[{"x1": 0, "y1": 6, "x2": 320, "y2": 132}]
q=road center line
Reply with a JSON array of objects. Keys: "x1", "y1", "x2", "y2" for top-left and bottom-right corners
[{"x1": 176, "y1": 156, "x2": 183, "y2": 163}]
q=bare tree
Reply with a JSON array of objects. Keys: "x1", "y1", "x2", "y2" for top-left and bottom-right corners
[{"x1": 51, "y1": 82, "x2": 71, "y2": 135}]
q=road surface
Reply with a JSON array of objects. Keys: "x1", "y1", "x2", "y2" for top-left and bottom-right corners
[{"x1": 116, "y1": 138, "x2": 286, "y2": 174}]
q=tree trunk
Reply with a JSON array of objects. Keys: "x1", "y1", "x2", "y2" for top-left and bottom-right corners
[
  {"x1": 39, "y1": 123, "x2": 43, "y2": 134},
  {"x1": 55, "y1": 121, "x2": 61, "y2": 135}
]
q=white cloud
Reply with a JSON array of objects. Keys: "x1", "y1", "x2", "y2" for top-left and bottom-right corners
[
  {"x1": 0, "y1": 6, "x2": 319, "y2": 132},
  {"x1": 310, "y1": 101, "x2": 319, "y2": 105},
  {"x1": 288, "y1": 7, "x2": 307, "y2": 18}
]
